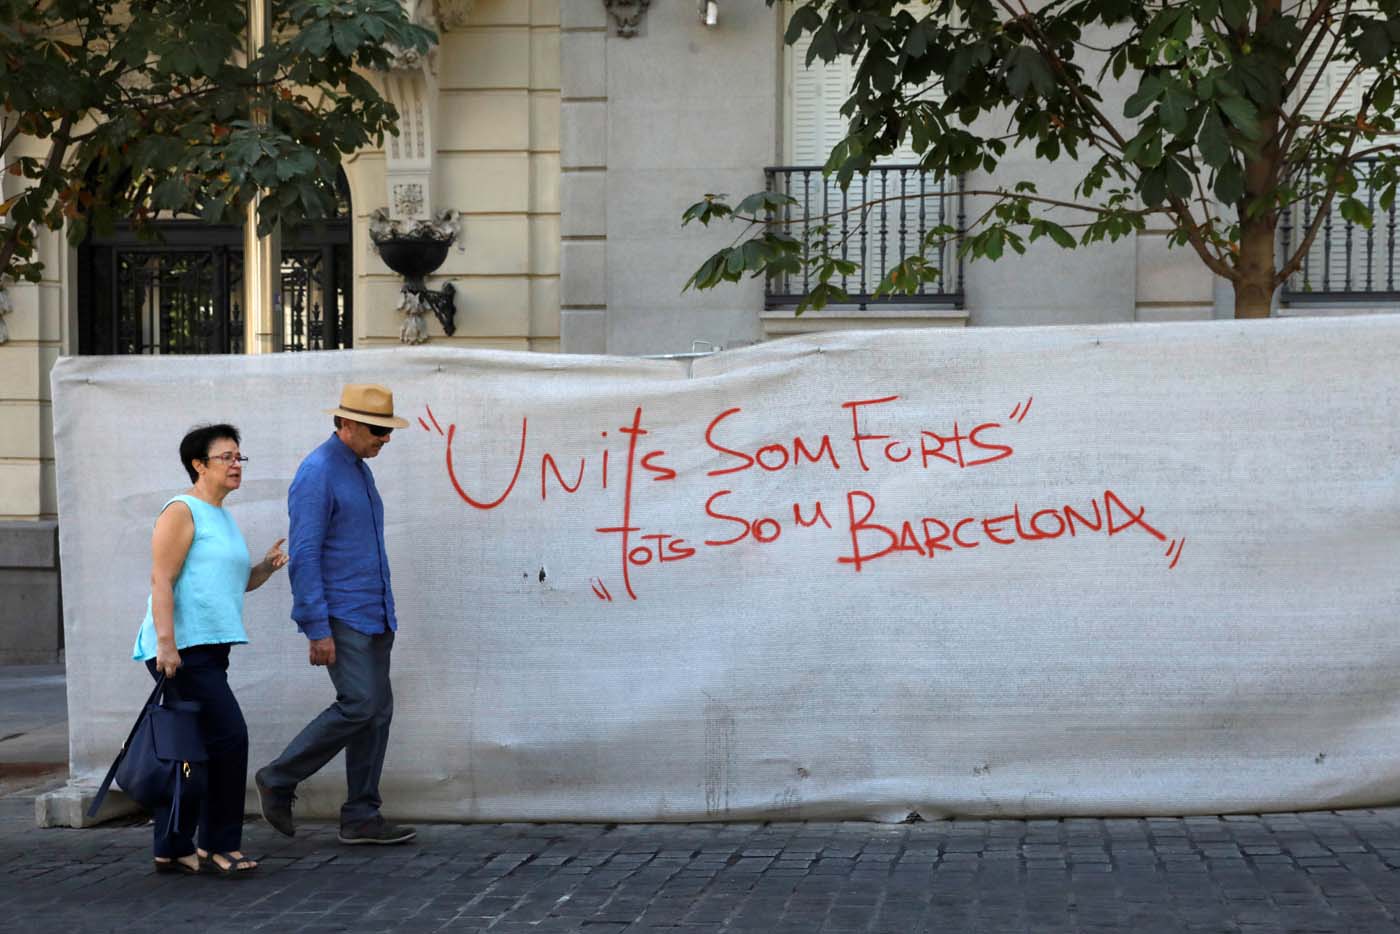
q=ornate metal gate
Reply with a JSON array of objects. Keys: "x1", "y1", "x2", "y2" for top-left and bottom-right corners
[{"x1": 77, "y1": 218, "x2": 352, "y2": 355}]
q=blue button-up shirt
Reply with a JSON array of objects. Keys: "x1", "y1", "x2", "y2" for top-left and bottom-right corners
[{"x1": 288, "y1": 433, "x2": 397, "y2": 640}]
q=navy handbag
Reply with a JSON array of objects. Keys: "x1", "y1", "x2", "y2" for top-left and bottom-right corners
[{"x1": 88, "y1": 675, "x2": 208, "y2": 836}]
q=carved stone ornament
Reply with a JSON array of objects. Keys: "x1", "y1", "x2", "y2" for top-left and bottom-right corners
[
  {"x1": 387, "y1": 43, "x2": 427, "y2": 71},
  {"x1": 386, "y1": 0, "x2": 476, "y2": 70},
  {"x1": 604, "y1": 0, "x2": 651, "y2": 37},
  {"x1": 369, "y1": 207, "x2": 460, "y2": 243},
  {"x1": 396, "y1": 0, "x2": 474, "y2": 41},
  {"x1": 395, "y1": 286, "x2": 431, "y2": 345},
  {"x1": 432, "y1": 0, "x2": 475, "y2": 31},
  {"x1": 393, "y1": 183, "x2": 425, "y2": 219}
]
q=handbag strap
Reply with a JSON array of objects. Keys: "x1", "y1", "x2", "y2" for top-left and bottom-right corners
[{"x1": 86, "y1": 675, "x2": 167, "y2": 819}]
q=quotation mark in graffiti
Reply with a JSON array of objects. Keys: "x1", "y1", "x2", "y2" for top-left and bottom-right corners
[
  {"x1": 419, "y1": 406, "x2": 444, "y2": 436},
  {"x1": 1008, "y1": 396, "x2": 1034, "y2": 423},
  {"x1": 590, "y1": 578, "x2": 614, "y2": 602},
  {"x1": 1164, "y1": 537, "x2": 1186, "y2": 570}
]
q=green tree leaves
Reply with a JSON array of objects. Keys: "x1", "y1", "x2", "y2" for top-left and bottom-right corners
[
  {"x1": 1005, "y1": 46, "x2": 1055, "y2": 101},
  {"x1": 685, "y1": 0, "x2": 1400, "y2": 318},
  {"x1": 0, "y1": 0, "x2": 434, "y2": 282}
]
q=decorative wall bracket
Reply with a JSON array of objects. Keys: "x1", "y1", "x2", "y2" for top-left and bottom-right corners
[
  {"x1": 604, "y1": 0, "x2": 651, "y2": 37},
  {"x1": 394, "y1": 277, "x2": 457, "y2": 344}
]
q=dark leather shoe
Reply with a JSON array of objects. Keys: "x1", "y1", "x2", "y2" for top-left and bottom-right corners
[
  {"x1": 254, "y1": 767, "x2": 296, "y2": 837},
  {"x1": 338, "y1": 816, "x2": 416, "y2": 845}
]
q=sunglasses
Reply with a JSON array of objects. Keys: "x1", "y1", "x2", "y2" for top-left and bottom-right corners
[{"x1": 366, "y1": 424, "x2": 393, "y2": 438}]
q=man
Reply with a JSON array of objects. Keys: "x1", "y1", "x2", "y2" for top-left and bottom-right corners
[{"x1": 255, "y1": 383, "x2": 415, "y2": 845}]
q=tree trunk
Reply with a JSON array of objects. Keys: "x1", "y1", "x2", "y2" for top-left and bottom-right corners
[
  {"x1": 1234, "y1": 0, "x2": 1282, "y2": 320},
  {"x1": 1234, "y1": 217, "x2": 1277, "y2": 318}
]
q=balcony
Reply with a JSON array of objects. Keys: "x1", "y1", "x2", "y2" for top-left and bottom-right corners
[
  {"x1": 1281, "y1": 158, "x2": 1400, "y2": 306},
  {"x1": 762, "y1": 166, "x2": 965, "y2": 327}
]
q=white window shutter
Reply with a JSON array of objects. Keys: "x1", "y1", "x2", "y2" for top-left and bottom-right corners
[
  {"x1": 788, "y1": 30, "x2": 856, "y2": 166},
  {"x1": 778, "y1": 5, "x2": 958, "y2": 301},
  {"x1": 1299, "y1": 57, "x2": 1365, "y2": 123},
  {"x1": 787, "y1": 10, "x2": 922, "y2": 168}
]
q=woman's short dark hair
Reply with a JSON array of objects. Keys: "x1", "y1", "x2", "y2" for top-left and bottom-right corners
[{"x1": 179, "y1": 424, "x2": 241, "y2": 483}]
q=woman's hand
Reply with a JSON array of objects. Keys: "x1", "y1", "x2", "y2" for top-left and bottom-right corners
[
  {"x1": 247, "y1": 537, "x2": 289, "y2": 592},
  {"x1": 263, "y1": 537, "x2": 288, "y2": 572},
  {"x1": 155, "y1": 641, "x2": 182, "y2": 678}
]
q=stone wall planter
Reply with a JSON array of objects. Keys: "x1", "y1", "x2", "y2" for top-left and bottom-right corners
[{"x1": 369, "y1": 209, "x2": 459, "y2": 343}]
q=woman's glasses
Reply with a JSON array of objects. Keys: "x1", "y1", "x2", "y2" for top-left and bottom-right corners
[{"x1": 205, "y1": 453, "x2": 249, "y2": 466}]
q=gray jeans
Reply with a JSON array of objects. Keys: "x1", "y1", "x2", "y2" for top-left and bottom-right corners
[{"x1": 262, "y1": 620, "x2": 395, "y2": 825}]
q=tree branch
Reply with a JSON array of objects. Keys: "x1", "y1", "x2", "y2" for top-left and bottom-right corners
[
  {"x1": 1278, "y1": 1, "x2": 1350, "y2": 157},
  {"x1": 0, "y1": 119, "x2": 24, "y2": 162},
  {"x1": 1281, "y1": 0, "x2": 1336, "y2": 101},
  {"x1": 727, "y1": 187, "x2": 1166, "y2": 227},
  {"x1": 1165, "y1": 190, "x2": 1239, "y2": 280},
  {"x1": 1344, "y1": 142, "x2": 1400, "y2": 161},
  {"x1": 989, "y1": 0, "x2": 1132, "y2": 156}
]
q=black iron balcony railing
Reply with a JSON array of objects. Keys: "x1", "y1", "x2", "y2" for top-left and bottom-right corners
[
  {"x1": 764, "y1": 165, "x2": 964, "y2": 309},
  {"x1": 1281, "y1": 159, "x2": 1400, "y2": 303}
]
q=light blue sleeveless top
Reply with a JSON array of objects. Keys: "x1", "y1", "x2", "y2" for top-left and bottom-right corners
[{"x1": 132, "y1": 495, "x2": 251, "y2": 661}]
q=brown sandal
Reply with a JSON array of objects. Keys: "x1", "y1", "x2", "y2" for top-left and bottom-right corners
[{"x1": 199, "y1": 849, "x2": 259, "y2": 876}]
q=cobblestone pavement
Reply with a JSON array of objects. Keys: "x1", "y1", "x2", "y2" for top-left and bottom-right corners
[{"x1": 3, "y1": 793, "x2": 1400, "y2": 934}]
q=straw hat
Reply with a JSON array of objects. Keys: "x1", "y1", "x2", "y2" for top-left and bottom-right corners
[{"x1": 325, "y1": 384, "x2": 410, "y2": 429}]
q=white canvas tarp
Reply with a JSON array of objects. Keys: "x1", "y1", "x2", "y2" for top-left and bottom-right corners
[{"x1": 51, "y1": 315, "x2": 1400, "y2": 821}]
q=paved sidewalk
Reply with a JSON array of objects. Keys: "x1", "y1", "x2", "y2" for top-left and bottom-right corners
[
  {"x1": 3, "y1": 792, "x2": 1399, "y2": 933},
  {"x1": 1, "y1": 664, "x2": 1398, "y2": 933},
  {"x1": 0, "y1": 664, "x2": 66, "y2": 796}
]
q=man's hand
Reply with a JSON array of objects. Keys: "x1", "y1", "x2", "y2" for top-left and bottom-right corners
[{"x1": 308, "y1": 636, "x2": 336, "y2": 667}]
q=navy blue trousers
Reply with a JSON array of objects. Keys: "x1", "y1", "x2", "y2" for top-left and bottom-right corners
[
  {"x1": 260, "y1": 621, "x2": 394, "y2": 825},
  {"x1": 144, "y1": 644, "x2": 248, "y2": 858}
]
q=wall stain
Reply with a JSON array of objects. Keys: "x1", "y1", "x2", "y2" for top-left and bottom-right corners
[
  {"x1": 703, "y1": 698, "x2": 736, "y2": 819},
  {"x1": 772, "y1": 787, "x2": 801, "y2": 819}
]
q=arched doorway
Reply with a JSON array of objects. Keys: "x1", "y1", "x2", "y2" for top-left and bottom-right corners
[{"x1": 76, "y1": 174, "x2": 354, "y2": 354}]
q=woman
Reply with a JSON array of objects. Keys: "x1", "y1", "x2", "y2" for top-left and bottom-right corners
[{"x1": 131, "y1": 423, "x2": 288, "y2": 876}]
